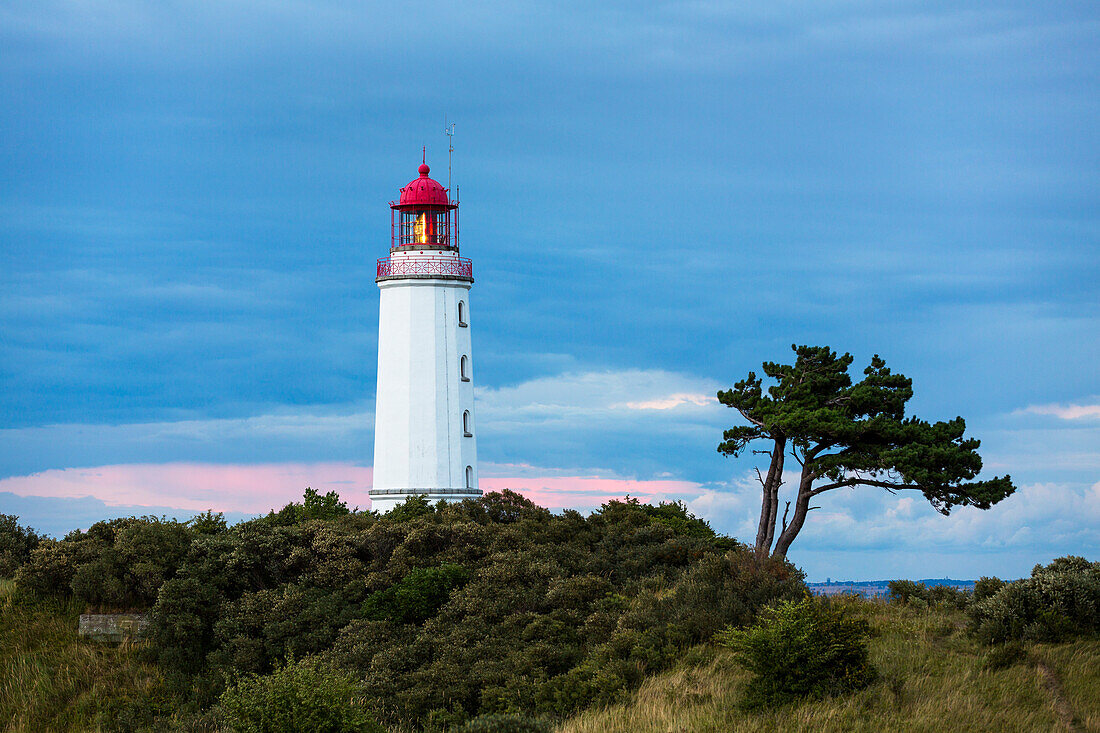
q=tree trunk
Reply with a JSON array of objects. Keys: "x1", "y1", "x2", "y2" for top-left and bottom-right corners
[
  {"x1": 754, "y1": 437, "x2": 786, "y2": 558},
  {"x1": 771, "y1": 466, "x2": 813, "y2": 559}
]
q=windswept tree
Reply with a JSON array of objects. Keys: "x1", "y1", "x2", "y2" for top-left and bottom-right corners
[{"x1": 718, "y1": 345, "x2": 1015, "y2": 559}]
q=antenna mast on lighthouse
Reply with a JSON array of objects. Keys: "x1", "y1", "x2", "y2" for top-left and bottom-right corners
[{"x1": 444, "y1": 117, "x2": 456, "y2": 192}]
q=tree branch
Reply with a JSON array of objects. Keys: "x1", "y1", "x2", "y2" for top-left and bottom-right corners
[
  {"x1": 736, "y1": 407, "x2": 765, "y2": 429},
  {"x1": 810, "y1": 478, "x2": 922, "y2": 497}
]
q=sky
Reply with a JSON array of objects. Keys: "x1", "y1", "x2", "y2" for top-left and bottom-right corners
[{"x1": 1, "y1": 1, "x2": 1097, "y2": 580}]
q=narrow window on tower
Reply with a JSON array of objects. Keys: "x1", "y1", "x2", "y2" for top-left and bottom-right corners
[
  {"x1": 458, "y1": 301, "x2": 467, "y2": 327},
  {"x1": 466, "y1": 465, "x2": 474, "y2": 488},
  {"x1": 463, "y1": 410, "x2": 472, "y2": 437},
  {"x1": 461, "y1": 355, "x2": 470, "y2": 381}
]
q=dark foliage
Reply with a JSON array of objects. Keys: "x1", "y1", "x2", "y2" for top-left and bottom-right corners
[
  {"x1": 887, "y1": 580, "x2": 929, "y2": 606},
  {"x1": 16, "y1": 516, "x2": 195, "y2": 609},
  {"x1": 0, "y1": 514, "x2": 42, "y2": 577},
  {"x1": 717, "y1": 596, "x2": 876, "y2": 709},
  {"x1": 269, "y1": 488, "x2": 351, "y2": 525},
  {"x1": 969, "y1": 556, "x2": 1100, "y2": 644},
  {"x1": 887, "y1": 580, "x2": 970, "y2": 610},
  {"x1": 928, "y1": 584, "x2": 970, "y2": 609},
  {"x1": 217, "y1": 658, "x2": 384, "y2": 733},
  {"x1": 973, "y1": 576, "x2": 1007, "y2": 603},
  {"x1": 13, "y1": 489, "x2": 803, "y2": 730}
]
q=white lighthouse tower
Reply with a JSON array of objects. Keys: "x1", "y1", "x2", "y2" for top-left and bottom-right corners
[{"x1": 369, "y1": 158, "x2": 480, "y2": 512}]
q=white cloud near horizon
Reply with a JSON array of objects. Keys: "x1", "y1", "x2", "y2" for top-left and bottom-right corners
[
  {"x1": 617, "y1": 393, "x2": 716, "y2": 410},
  {"x1": 1018, "y1": 401, "x2": 1100, "y2": 420}
]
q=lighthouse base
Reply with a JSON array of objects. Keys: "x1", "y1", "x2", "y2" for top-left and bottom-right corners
[{"x1": 368, "y1": 487, "x2": 483, "y2": 514}]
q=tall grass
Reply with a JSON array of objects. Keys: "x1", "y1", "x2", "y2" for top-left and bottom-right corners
[
  {"x1": 0, "y1": 581, "x2": 172, "y2": 732},
  {"x1": 558, "y1": 597, "x2": 1099, "y2": 733}
]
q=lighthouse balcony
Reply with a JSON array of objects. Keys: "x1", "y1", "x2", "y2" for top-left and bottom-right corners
[{"x1": 377, "y1": 254, "x2": 473, "y2": 282}]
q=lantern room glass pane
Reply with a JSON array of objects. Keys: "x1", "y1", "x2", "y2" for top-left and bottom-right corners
[{"x1": 400, "y1": 210, "x2": 450, "y2": 246}]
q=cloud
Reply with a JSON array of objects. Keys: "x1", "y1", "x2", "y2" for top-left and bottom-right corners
[
  {"x1": 0, "y1": 367, "x2": 732, "y2": 484},
  {"x1": 1019, "y1": 402, "x2": 1100, "y2": 420},
  {"x1": 482, "y1": 474, "x2": 703, "y2": 511},
  {"x1": 477, "y1": 370, "x2": 723, "y2": 418},
  {"x1": 0, "y1": 462, "x2": 374, "y2": 514},
  {"x1": 680, "y1": 469, "x2": 1100, "y2": 581},
  {"x1": 686, "y1": 469, "x2": 1100, "y2": 579},
  {"x1": 0, "y1": 406, "x2": 376, "y2": 479},
  {"x1": 0, "y1": 492, "x2": 257, "y2": 538},
  {"x1": 0, "y1": 461, "x2": 709, "y2": 536},
  {"x1": 617, "y1": 393, "x2": 716, "y2": 410},
  {"x1": 3, "y1": 459, "x2": 1096, "y2": 582}
]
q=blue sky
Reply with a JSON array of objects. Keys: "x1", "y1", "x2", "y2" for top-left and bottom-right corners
[{"x1": 1, "y1": 1, "x2": 1097, "y2": 580}]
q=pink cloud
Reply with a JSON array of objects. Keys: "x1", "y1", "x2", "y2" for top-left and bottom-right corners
[
  {"x1": 480, "y1": 476, "x2": 703, "y2": 508},
  {"x1": 0, "y1": 463, "x2": 704, "y2": 514},
  {"x1": 0, "y1": 463, "x2": 374, "y2": 514}
]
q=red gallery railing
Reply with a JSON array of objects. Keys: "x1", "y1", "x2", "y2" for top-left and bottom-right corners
[{"x1": 377, "y1": 255, "x2": 473, "y2": 279}]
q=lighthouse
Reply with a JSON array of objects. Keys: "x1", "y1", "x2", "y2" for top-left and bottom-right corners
[{"x1": 369, "y1": 158, "x2": 481, "y2": 512}]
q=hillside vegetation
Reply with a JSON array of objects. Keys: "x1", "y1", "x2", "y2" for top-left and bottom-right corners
[
  {"x1": 2, "y1": 495, "x2": 1097, "y2": 732},
  {"x1": 560, "y1": 599, "x2": 1100, "y2": 733},
  {"x1": 2, "y1": 492, "x2": 803, "y2": 731}
]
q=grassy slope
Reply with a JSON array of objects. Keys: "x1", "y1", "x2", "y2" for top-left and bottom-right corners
[
  {"x1": 0, "y1": 580, "x2": 175, "y2": 733},
  {"x1": 558, "y1": 598, "x2": 1100, "y2": 733},
  {"x1": 3, "y1": 582, "x2": 1096, "y2": 732}
]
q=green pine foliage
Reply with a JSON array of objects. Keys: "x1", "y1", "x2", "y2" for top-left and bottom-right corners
[
  {"x1": 716, "y1": 596, "x2": 876, "y2": 709},
  {"x1": 717, "y1": 345, "x2": 1015, "y2": 559}
]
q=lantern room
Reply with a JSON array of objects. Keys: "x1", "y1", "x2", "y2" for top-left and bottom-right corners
[{"x1": 391, "y1": 161, "x2": 458, "y2": 249}]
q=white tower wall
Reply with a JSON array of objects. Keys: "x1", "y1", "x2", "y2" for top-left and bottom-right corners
[{"x1": 370, "y1": 250, "x2": 479, "y2": 513}]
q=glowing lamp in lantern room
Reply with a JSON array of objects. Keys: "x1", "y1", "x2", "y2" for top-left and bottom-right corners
[{"x1": 391, "y1": 161, "x2": 457, "y2": 248}]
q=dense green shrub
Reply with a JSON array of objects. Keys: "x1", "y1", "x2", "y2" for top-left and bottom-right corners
[
  {"x1": 973, "y1": 576, "x2": 1007, "y2": 602},
  {"x1": 717, "y1": 596, "x2": 876, "y2": 709},
  {"x1": 887, "y1": 579, "x2": 929, "y2": 605},
  {"x1": 969, "y1": 556, "x2": 1100, "y2": 644},
  {"x1": 362, "y1": 562, "x2": 470, "y2": 623},
  {"x1": 888, "y1": 580, "x2": 969, "y2": 609},
  {"x1": 189, "y1": 510, "x2": 229, "y2": 535},
  {"x1": 16, "y1": 516, "x2": 194, "y2": 609},
  {"x1": 269, "y1": 488, "x2": 352, "y2": 525},
  {"x1": 218, "y1": 658, "x2": 383, "y2": 733},
  {"x1": 928, "y1": 584, "x2": 970, "y2": 609},
  {"x1": 0, "y1": 514, "x2": 42, "y2": 577},
  {"x1": 16, "y1": 488, "x2": 796, "y2": 729}
]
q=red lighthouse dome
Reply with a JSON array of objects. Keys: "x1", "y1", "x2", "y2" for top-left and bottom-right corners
[
  {"x1": 390, "y1": 158, "x2": 458, "y2": 249},
  {"x1": 396, "y1": 163, "x2": 452, "y2": 208}
]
